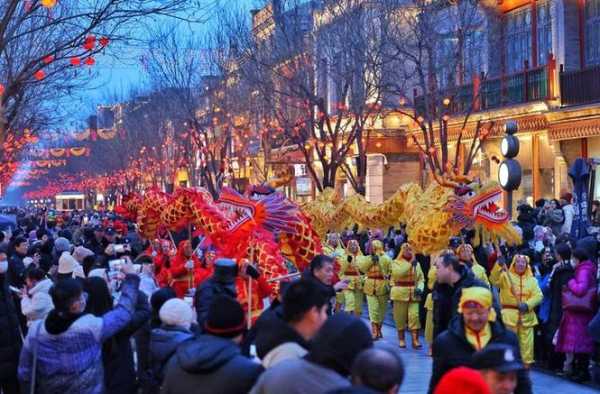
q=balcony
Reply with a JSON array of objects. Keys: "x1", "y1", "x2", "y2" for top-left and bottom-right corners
[
  {"x1": 560, "y1": 64, "x2": 600, "y2": 107},
  {"x1": 415, "y1": 57, "x2": 555, "y2": 116}
]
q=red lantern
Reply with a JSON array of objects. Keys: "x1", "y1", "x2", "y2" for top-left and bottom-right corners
[
  {"x1": 43, "y1": 55, "x2": 54, "y2": 64},
  {"x1": 99, "y1": 37, "x2": 110, "y2": 47},
  {"x1": 70, "y1": 57, "x2": 81, "y2": 66},
  {"x1": 83, "y1": 35, "x2": 96, "y2": 50},
  {"x1": 84, "y1": 57, "x2": 95, "y2": 66},
  {"x1": 34, "y1": 70, "x2": 45, "y2": 80},
  {"x1": 0, "y1": 84, "x2": 4, "y2": 96}
]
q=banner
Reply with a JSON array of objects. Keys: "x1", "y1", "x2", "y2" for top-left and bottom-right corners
[{"x1": 569, "y1": 158, "x2": 591, "y2": 240}]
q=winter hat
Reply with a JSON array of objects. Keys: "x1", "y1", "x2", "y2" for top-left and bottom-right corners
[
  {"x1": 73, "y1": 246, "x2": 94, "y2": 263},
  {"x1": 150, "y1": 287, "x2": 177, "y2": 315},
  {"x1": 307, "y1": 313, "x2": 373, "y2": 376},
  {"x1": 159, "y1": 298, "x2": 194, "y2": 330},
  {"x1": 58, "y1": 252, "x2": 79, "y2": 274},
  {"x1": 433, "y1": 367, "x2": 491, "y2": 394},
  {"x1": 54, "y1": 237, "x2": 72, "y2": 254},
  {"x1": 204, "y1": 294, "x2": 245, "y2": 338}
]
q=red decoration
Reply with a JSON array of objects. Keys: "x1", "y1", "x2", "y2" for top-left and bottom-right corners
[
  {"x1": 34, "y1": 70, "x2": 46, "y2": 80},
  {"x1": 99, "y1": 37, "x2": 110, "y2": 47},
  {"x1": 84, "y1": 57, "x2": 95, "y2": 66},
  {"x1": 0, "y1": 84, "x2": 4, "y2": 96},
  {"x1": 83, "y1": 35, "x2": 96, "y2": 50},
  {"x1": 70, "y1": 57, "x2": 81, "y2": 66},
  {"x1": 43, "y1": 55, "x2": 54, "y2": 64}
]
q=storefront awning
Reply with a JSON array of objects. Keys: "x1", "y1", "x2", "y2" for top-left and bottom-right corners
[{"x1": 548, "y1": 118, "x2": 600, "y2": 141}]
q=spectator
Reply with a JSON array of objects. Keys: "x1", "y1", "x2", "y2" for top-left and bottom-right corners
[
  {"x1": 346, "y1": 347, "x2": 405, "y2": 394},
  {"x1": 555, "y1": 246, "x2": 597, "y2": 382},
  {"x1": 147, "y1": 298, "x2": 194, "y2": 393},
  {"x1": 8, "y1": 236, "x2": 27, "y2": 287},
  {"x1": 194, "y1": 258, "x2": 238, "y2": 328},
  {"x1": 591, "y1": 200, "x2": 600, "y2": 226},
  {"x1": 432, "y1": 252, "x2": 489, "y2": 339},
  {"x1": 57, "y1": 251, "x2": 84, "y2": 281},
  {"x1": 428, "y1": 287, "x2": 531, "y2": 394},
  {"x1": 84, "y1": 276, "x2": 151, "y2": 394},
  {"x1": 0, "y1": 248, "x2": 22, "y2": 394},
  {"x1": 73, "y1": 246, "x2": 95, "y2": 264},
  {"x1": 560, "y1": 193, "x2": 574, "y2": 235},
  {"x1": 20, "y1": 267, "x2": 53, "y2": 326},
  {"x1": 250, "y1": 313, "x2": 374, "y2": 394},
  {"x1": 433, "y1": 367, "x2": 492, "y2": 394},
  {"x1": 162, "y1": 295, "x2": 263, "y2": 394},
  {"x1": 540, "y1": 200, "x2": 564, "y2": 236},
  {"x1": 303, "y1": 254, "x2": 349, "y2": 315},
  {"x1": 135, "y1": 254, "x2": 160, "y2": 298},
  {"x1": 472, "y1": 344, "x2": 524, "y2": 394},
  {"x1": 255, "y1": 279, "x2": 329, "y2": 368},
  {"x1": 18, "y1": 268, "x2": 141, "y2": 394}
]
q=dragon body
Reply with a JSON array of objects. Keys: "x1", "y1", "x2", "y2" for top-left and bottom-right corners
[
  {"x1": 302, "y1": 181, "x2": 521, "y2": 255},
  {"x1": 118, "y1": 186, "x2": 321, "y2": 283}
]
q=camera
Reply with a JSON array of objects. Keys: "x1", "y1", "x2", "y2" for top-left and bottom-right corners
[{"x1": 245, "y1": 264, "x2": 260, "y2": 280}]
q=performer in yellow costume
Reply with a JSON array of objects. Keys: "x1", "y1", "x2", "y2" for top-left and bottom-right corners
[
  {"x1": 322, "y1": 232, "x2": 346, "y2": 312},
  {"x1": 358, "y1": 239, "x2": 391, "y2": 339},
  {"x1": 490, "y1": 254, "x2": 543, "y2": 366},
  {"x1": 456, "y1": 243, "x2": 489, "y2": 285},
  {"x1": 340, "y1": 239, "x2": 365, "y2": 317},
  {"x1": 389, "y1": 243, "x2": 424, "y2": 348}
]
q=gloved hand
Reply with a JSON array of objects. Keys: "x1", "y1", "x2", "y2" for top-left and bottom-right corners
[
  {"x1": 414, "y1": 288, "x2": 424, "y2": 298},
  {"x1": 411, "y1": 260, "x2": 418, "y2": 268},
  {"x1": 518, "y1": 302, "x2": 529, "y2": 313},
  {"x1": 347, "y1": 256, "x2": 353, "y2": 263},
  {"x1": 185, "y1": 260, "x2": 194, "y2": 270},
  {"x1": 372, "y1": 255, "x2": 379, "y2": 263}
]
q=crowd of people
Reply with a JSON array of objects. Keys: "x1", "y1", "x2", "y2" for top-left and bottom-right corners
[{"x1": 0, "y1": 194, "x2": 598, "y2": 394}]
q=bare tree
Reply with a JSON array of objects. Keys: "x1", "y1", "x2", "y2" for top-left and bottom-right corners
[{"x1": 380, "y1": 0, "x2": 499, "y2": 177}]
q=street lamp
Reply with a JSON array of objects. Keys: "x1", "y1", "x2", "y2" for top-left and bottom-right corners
[{"x1": 498, "y1": 120, "x2": 522, "y2": 216}]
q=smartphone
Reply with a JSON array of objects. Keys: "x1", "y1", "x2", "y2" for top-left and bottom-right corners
[
  {"x1": 108, "y1": 259, "x2": 124, "y2": 271},
  {"x1": 114, "y1": 244, "x2": 125, "y2": 253},
  {"x1": 9, "y1": 285, "x2": 21, "y2": 294}
]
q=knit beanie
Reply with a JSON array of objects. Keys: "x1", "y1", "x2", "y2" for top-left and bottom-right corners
[
  {"x1": 58, "y1": 252, "x2": 79, "y2": 274},
  {"x1": 433, "y1": 367, "x2": 491, "y2": 394},
  {"x1": 159, "y1": 298, "x2": 193, "y2": 330},
  {"x1": 307, "y1": 313, "x2": 373, "y2": 376},
  {"x1": 54, "y1": 237, "x2": 72, "y2": 254},
  {"x1": 204, "y1": 294, "x2": 245, "y2": 338}
]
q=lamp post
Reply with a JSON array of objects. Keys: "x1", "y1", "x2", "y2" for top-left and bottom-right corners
[{"x1": 498, "y1": 120, "x2": 522, "y2": 216}]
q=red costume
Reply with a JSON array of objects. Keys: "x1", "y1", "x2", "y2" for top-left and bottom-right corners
[
  {"x1": 169, "y1": 240, "x2": 211, "y2": 298},
  {"x1": 152, "y1": 241, "x2": 172, "y2": 288},
  {"x1": 235, "y1": 275, "x2": 273, "y2": 326}
]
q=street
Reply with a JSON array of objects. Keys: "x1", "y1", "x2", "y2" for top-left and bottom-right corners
[{"x1": 374, "y1": 322, "x2": 599, "y2": 394}]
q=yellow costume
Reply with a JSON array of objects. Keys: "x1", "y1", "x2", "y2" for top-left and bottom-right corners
[
  {"x1": 389, "y1": 244, "x2": 424, "y2": 348},
  {"x1": 491, "y1": 256, "x2": 543, "y2": 365},
  {"x1": 339, "y1": 240, "x2": 365, "y2": 316},
  {"x1": 323, "y1": 235, "x2": 346, "y2": 312},
  {"x1": 457, "y1": 244, "x2": 489, "y2": 286},
  {"x1": 458, "y1": 287, "x2": 497, "y2": 350},
  {"x1": 358, "y1": 239, "x2": 391, "y2": 339}
]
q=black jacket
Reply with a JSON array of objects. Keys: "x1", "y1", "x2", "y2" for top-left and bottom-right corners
[
  {"x1": 161, "y1": 335, "x2": 264, "y2": 394},
  {"x1": 432, "y1": 269, "x2": 489, "y2": 339},
  {"x1": 547, "y1": 263, "x2": 574, "y2": 336},
  {"x1": 148, "y1": 326, "x2": 194, "y2": 389},
  {"x1": 194, "y1": 278, "x2": 237, "y2": 329},
  {"x1": 254, "y1": 305, "x2": 309, "y2": 360},
  {"x1": 0, "y1": 274, "x2": 22, "y2": 381},
  {"x1": 429, "y1": 317, "x2": 532, "y2": 394},
  {"x1": 8, "y1": 253, "x2": 25, "y2": 288},
  {"x1": 103, "y1": 292, "x2": 151, "y2": 394}
]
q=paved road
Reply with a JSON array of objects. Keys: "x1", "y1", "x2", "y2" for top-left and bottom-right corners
[{"x1": 373, "y1": 322, "x2": 599, "y2": 394}]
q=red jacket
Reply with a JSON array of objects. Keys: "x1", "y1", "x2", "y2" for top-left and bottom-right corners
[
  {"x1": 169, "y1": 241, "x2": 205, "y2": 298},
  {"x1": 235, "y1": 276, "x2": 273, "y2": 326}
]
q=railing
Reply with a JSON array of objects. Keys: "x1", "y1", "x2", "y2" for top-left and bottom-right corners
[
  {"x1": 560, "y1": 64, "x2": 600, "y2": 106},
  {"x1": 414, "y1": 56, "x2": 555, "y2": 116}
]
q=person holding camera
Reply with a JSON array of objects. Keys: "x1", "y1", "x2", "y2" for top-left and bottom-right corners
[
  {"x1": 358, "y1": 239, "x2": 392, "y2": 340},
  {"x1": 389, "y1": 243, "x2": 424, "y2": 349}
]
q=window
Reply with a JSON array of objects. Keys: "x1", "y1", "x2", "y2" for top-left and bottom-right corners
[
  {"x1": 436, "y1": 38, "x2": 456, "y2": 88},
  {"x1": 505, "y1": 6, "x2": 532, "y2": 73},
  {"x1": 586, "y1": 0, "x2": 600, "y2": 66},
  {"x1": 537, "y1": 1, "x2": 553, "y2": 66},
  {"x1": 463, "y1": 30, "x2": 486, "y2": 81}
]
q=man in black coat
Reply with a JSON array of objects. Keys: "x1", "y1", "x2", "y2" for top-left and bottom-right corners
[
  {"x1": 432, "y1": 252, "x2": 491, "y2": 339},
  {"x1": 194, "y1": 259, "x2": 238, "y2": 328},
  {"x1": 8, "y1": 237, "x2": 27, "y2": 288},
  {"x1": 429, "y1": 286, "x2": 532, "y2": 394},
  {"x1": 0, "y1": 249, "x2": 22, "y2": 394},
  {"x1": 162, "y1": 295, "x2": 263, "y2": 394}
]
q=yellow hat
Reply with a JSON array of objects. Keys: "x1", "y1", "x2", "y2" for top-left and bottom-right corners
[{"x1": 458, "y1": 286, "x2": 496, "y2": 322}]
